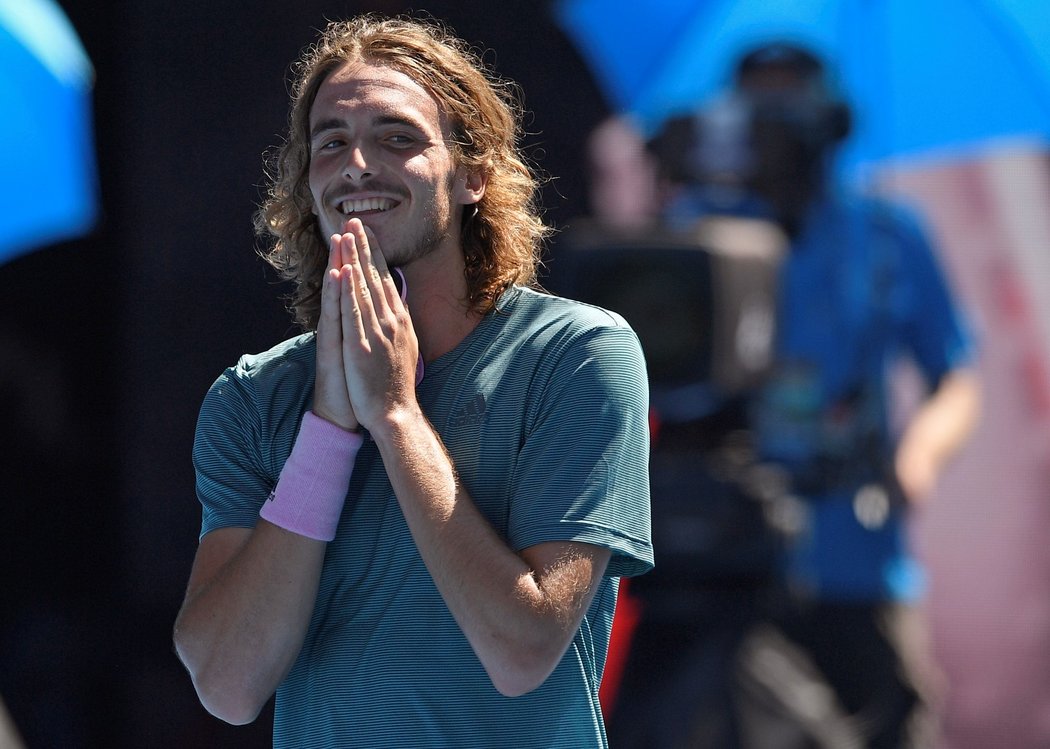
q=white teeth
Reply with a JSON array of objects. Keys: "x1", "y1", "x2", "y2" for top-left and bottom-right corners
[{"x1": 340, "y1": 198, "x2": 394, "y2": 215}]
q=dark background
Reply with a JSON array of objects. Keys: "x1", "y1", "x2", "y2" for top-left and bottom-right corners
[{"x1": 0, "y1": 2, "x2": 609, "y2": 746}]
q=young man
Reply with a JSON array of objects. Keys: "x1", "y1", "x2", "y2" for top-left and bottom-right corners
[{"x1": 172, "y1": 15, "x2": 652, "y2": 748}]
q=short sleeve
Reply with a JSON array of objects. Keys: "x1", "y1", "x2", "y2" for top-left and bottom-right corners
[
  {"x1": 890, "y1": 205, "x2": 977, "y2": 382},
  {"x1": 192, "y1": 364, "x2": 273, "y2": 538},
  {"x1": 508, "y1": 323, "x2": 654, "y2": 578}
]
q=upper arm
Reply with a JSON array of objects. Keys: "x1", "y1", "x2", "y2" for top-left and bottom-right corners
[{"x1": 892, "y1": 210, "x2": 975, "y2": 377}]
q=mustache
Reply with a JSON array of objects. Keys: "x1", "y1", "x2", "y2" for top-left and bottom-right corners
[{"x1": 324, "y1": 183, "x2": 409, "y2": 203}]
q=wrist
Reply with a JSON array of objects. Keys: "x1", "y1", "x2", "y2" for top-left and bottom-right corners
[
  {"x1": 310, "y1": 405, "x2": 361, "y2": 434},
  {"x1": 259, "y1": 411, "x2": 363, "y2": 541},
  {"x1": 365, "y1": 403, "x2": 423, "y2": 444}
]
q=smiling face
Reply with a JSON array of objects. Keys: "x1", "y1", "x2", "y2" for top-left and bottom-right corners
[{"x1": 307, "y1": 61, "x2": 483, "y2": 268}]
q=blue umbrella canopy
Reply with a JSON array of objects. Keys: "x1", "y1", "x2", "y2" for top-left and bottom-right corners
[
  {"x1": 0, "y1": 0, "x2": 98, "y2": 264},
  {"x1": 555, "y1": 0, "x2": 1050, "y2": 178}
]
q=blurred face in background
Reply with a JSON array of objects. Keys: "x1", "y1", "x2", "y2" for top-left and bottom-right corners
[
  {"x1": 586, "y1": 116, "x2": 660, "y2": 230},
  {"x1": 734, "y1": 62, "x2": 837, "y2": 232}
]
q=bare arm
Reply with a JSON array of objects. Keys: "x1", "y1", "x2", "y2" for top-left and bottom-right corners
[
  {"x1": 336, "y1": 219, "x2": 615, "y2": 696},
  {"x1": 375, "y1": 407, "x2": 612, "y2": 696},
  {"x1": 172, "y1": 523, "x2": 326, "y2": 724},
  {"x1": 173, "y1": 227, "x2": 362, "y2": 724},
  {"x1": 895, "y1": 366, "x2": 981, "y2": 503}
]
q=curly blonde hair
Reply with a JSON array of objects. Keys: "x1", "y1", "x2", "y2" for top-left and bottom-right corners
[{"x1": 254, "y1": 14, "x2": 551, "y2": 331}]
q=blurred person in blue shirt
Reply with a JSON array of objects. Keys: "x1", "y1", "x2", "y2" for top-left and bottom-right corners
[{"x1": 649, "y1": 42, "x2": 981, "y2": 748}]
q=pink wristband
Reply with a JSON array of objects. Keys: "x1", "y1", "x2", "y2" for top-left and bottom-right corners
[{"x1": 259, "y1": 411, "x2": 363, "y2": 541}]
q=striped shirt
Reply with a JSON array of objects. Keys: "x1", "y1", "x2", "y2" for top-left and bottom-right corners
[{"x1": 192, "y1": 286, "x2": 653, "y2": 748}]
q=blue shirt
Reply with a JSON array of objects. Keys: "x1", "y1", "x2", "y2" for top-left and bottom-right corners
[{"x1": 670, "y1": 187, "x2": 974, "y2": 601}]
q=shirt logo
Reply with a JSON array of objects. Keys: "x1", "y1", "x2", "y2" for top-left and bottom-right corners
[{"x1": 451, "y1": 393, "x2": 487, "y2": 427}]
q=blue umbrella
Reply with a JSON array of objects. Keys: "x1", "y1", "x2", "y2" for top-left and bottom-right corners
[
  {"x1": 0, "y1": 0, "x2": 99, "y2": 264},
  {"x1": 555, "y1": 0, "x2": 1050, "y2": 179}
]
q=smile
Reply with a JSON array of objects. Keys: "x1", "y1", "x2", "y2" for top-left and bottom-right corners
[{"x1": 339, "y1": 197, "x2": 396, "y2": 215}]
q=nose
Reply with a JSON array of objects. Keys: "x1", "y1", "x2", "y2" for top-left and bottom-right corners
[{"x1": 343, "y1": 145, "x2": 374, "y2": 182}]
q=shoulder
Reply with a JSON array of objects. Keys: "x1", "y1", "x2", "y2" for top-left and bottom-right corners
[
  {"x1": 202, "y1": 333, "x2": 315, "y2": 418},
  {"x1": 227, "y1": 332, "x2": 316, "y2": 380},
  {"x1": 839, "y1": 191, "x2": 932, "y2": 244},
  {"x1": 497, "y1": 285, "x2": 636, "y2": 334},
  {"x1": 493, "y1": 287, "x2": 647, "y2": 397},
  {"x1": 494, "y1": 286, "x2": 644, "y2": 372},
  {"x1": 195, "y1": 334, "x2": 315, "y2": 478}
]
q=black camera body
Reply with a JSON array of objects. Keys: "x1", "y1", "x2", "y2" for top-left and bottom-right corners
[
  {"x1": 546, "y1": 220, "x2": 789, "y2": 594},
  {"x1": 546, "y1": 219, "x2": 785, "y2": 422}
]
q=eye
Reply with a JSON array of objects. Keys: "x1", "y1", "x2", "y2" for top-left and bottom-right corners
[
  {"x1": 310, "y1": 135, "x2": 345, "y2": 155},
  {"x1": 319, "y1": 138, "x2": 344, "y2": 151}
]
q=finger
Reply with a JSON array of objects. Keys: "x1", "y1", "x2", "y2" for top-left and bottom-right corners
[
  {"x1": 329, "y1": 233, "x2": 366, "y2": 329},
  {"x1": 340, "y1": 262, "x2": 370, "y2": 345},
  {"x1": 360, "y1": 223, "x2": 404, "y2": 310},
  {"x1": 351, "y1": 221, "x2": 404, "y2": 311},
  {"x1": 328, "y1": 232, "x2": 342, "y2": 273},
  {"x1": 319, "y1": 266, "x2": 342, "y2": 334},
  {"x1": 313, "y1": 261, "x2": 356, "y2": 428},
  {"x1": 345, "y1": 220, "x2": 380, "y2": 292},
  {"x1": 331, "y1": 228, "x2": 369, "y2": 312},
  {"x1": 333, "y1": 219, "x2": 375, "y2": 308},
  {"x1": 318, "y1": 237, "x2": 344, "y2": 342},
  {"x1": 359, "y1": 222, "x2": 389, "y2": 275},
  {"x1": 337, "y1": 219, "x2": 360, "y2": 269}
]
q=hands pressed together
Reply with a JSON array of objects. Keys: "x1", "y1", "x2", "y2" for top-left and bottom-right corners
[{"x1": 312, "y1": 218, "x2": 421, "y2": 434}]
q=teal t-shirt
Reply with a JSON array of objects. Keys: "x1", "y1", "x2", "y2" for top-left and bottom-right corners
[{"x1": 192, "y1": 286, "x2": 654, "y2": 748}]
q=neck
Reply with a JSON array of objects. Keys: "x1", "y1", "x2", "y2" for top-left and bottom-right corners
[{"x1": 400, "y1": 243, "x2": 482, "y2": 363}]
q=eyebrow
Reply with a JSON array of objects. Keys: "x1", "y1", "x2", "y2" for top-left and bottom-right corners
[
  {"x1": 309, "y1": 114, "x2": 428, "y2": 141},
  {"x1": 309, "y1": 118, "x2": 344, "y2": 140}
]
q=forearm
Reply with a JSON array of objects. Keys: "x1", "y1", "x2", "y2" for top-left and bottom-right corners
[
  {"x1": 173, "y1": 523, "x2": 326, "y2": 724},
  {"x1": 895, "y1": 367, "x2": 981, "y2": 502},
  {"x1": 371, "y1": 406, "x2": 607, "y2": 696}
]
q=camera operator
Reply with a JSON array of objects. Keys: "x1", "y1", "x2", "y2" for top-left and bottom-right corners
[{"x1": 649, "y1": 43, "x2": 982, "y2": 747}]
